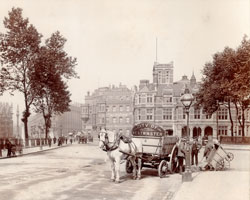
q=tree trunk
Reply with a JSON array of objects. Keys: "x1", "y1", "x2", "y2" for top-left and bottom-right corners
[
  {"x1": 227, "y1": 101, "x2": 234, "y2": 136},
  {"x1": 24, "y1": 118, "x2": 28, "y2": 139},
  {"x1": 241, "y1": 107, "x2": 245, "y2": 137},
  {"x1": 43, "y1": 114, "x2": 51, "y2": 139}
]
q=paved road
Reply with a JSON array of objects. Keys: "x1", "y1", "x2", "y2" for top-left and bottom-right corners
[{"x1": 0, "y1": 143, "x2": 182, "y2": 200}]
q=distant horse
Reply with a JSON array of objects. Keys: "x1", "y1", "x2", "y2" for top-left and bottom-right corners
[{"x1": 99, "y1": 130, "x2": 142, "y2": 183}]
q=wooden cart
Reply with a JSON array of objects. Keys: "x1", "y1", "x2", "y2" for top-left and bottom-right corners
[{"x1": 126, "y1": 123, "x2": 179, "y2": 178}]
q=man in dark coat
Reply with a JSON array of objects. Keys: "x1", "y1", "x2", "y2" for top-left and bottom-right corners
[
  {"x1": 5, "y1": 139, "x2": 12, "y2": 157},
  {"x1": 177, "y1": 138, "x2": 186, "y2": 173},
  {"x1": 191, "y1": 138, "x2": 202, "y2": 166}
]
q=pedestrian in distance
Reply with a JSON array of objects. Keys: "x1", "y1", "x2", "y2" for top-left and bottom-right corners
[
  {"x1": 11, "y1": 143, "x2": 16, "y2": 157},
  {"x1": 48, "y1": 136, "x2": 52, "y2": 147},
  {"x1": 5, "y1": 139, "x2": 12, "y2": 157},
  {"x1": 176, "y1": 138, "x2": 186, "y2": 174},
  {"x1": 53, "y1": 137, "x2": 56, "y2": 144}
]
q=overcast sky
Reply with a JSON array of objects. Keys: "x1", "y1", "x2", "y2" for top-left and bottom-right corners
[{"x1": 0, "y1": 0, "x2": 249, "y2": 118}]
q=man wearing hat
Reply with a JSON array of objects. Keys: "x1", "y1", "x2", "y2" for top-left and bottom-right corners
[{"x1": 176, "y1": 138, "x2": 186, "y2": 174}]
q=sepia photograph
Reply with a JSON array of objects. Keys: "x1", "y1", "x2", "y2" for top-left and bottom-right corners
[{"x1": 0, "y1": 0, "x2": 249, "y2": 200}]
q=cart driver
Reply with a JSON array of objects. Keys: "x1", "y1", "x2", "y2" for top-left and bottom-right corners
[{"x1": 176, "y1": 138, "x2": 186, "y2": 174}]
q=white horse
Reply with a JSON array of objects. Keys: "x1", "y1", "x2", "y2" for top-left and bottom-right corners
[{"x1": 99, "y1": 130, "x2": 142, "y2": 183}]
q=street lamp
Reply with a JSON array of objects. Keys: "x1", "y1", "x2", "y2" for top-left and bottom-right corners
[{"x1": 180, "y1": 85, "x2": 194, "y2": 182}]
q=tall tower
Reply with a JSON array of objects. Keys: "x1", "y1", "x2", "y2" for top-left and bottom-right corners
[
  {"x1": 16, "y1": 105, "x2": 20, "y2": 138},
  {"x1": 153, "y1": 61, "x2": 174, "y2": 85}
]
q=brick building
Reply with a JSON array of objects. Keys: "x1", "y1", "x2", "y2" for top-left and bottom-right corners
[
  {"x1": 0, "y1": 102, "x2": 13, "y2": 138},
  {"x1": 81, "y1": 84, "x2": 134, "y2": 138},
  {"x1": 28, "y1": 103, "x2": 82, "y2": 139},
  {"x1": 134, "y1": 61, "x2": 250, "y2": 138}
]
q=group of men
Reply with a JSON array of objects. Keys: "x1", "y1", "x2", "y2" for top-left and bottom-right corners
[
  {"x1": 176, "y1": 136, "x2": 221, "y2": 173},
  {"x1": 176, "y1": 137, "x2": 202, "y2": 173}
]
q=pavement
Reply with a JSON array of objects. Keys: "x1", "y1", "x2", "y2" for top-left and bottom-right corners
[
  {"x1": 0, "y1": 142, "x2": 73, "y2": 159},
  {"x1": 172, "y1": 170, "x2": 249, "y2": 200},
  {"x1": 172, "y1": 144, "x2": 250, "y2": 200}
]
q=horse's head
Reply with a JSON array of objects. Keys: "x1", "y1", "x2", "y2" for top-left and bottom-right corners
[
  {"x1": 99, "y1": 129, "x2": 108, "y2": 150},
  {"x1": 99, "y1": 130, "x2": 117, "y2": 151}
]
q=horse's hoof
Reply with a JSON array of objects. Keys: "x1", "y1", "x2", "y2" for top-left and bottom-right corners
[
  {"x1": 133, "y1": 177, "x2": 136, "y2": 180},
  {"x1": 110, "y1": 179, "x2": 115, "y2": 182},
  {"x1": 136, "y1": 177, "x2": 141, "y2": 180},
  {"x1": 115, "y1": 180, "x2": 120, "y2": 184}
]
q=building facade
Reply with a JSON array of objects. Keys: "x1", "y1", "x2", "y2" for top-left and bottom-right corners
[
  {"x1": 81, "y1": 84, "x2": 134, "y2": 138},
  {"x1": 28, "y1": 103, "x2": 82, "y2": 139},
  {"x1": 134, "y1": 61, "x2": 250, "y2": 139},
  {"x1": 0, "y1": 102, "x2": 13, "y2": 138}
]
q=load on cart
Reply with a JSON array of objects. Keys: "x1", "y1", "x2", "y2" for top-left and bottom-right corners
[
  {"x1": 200, "y1": 139, "x2": 234, "y2": 171},
  {"x1": 126, "y1": 123, "x2": 179, "y2": 178}
]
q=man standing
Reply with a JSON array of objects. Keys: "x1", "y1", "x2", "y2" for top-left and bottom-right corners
[
  {"x1": 5, "y1": 139, "x2": 12, "y2": 157},
  {"x1": 177, "y1": 138, "x2": 186, "y2": 174},
  {"x1": 191, "y1": 138, "x2": 202, "y2": 165}
]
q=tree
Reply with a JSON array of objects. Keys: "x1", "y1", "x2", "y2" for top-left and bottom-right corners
[
  {"x1": 229, "y1": 36, "x2": 250, "y2": 136},
  {"x1": 196, "y1": 36, "x2": 250, "y2": 137},
  {"x1": 0, "y1": 8, "x2": 42, "y2": 140},
  {"x1": 196, "y1": 47, "x2": 236, "y2": 136},
  {"x1": 31, "y1": 31, "x2": 78, "y2": 138}
]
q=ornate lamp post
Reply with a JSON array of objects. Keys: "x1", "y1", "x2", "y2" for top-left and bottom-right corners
[{"x1": 180, "y1": 86, "x2": 194, "y2": 182}]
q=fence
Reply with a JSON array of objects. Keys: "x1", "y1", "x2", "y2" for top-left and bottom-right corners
[{"x1": 220, "y1": 136, "x2": 250, "y2": 144}]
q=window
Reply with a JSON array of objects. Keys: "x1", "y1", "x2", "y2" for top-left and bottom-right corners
[
  {"x1": 162, "y1": 70, "x2": 166, "y2": 83},
  {"x1": 206, "y1": 114, "x2": 212, "y2": 119},
  {"x1": 126, "y1": 117, "x2": 130, "y2": 123},
  {"x1": 138, "y1": 109, "x2": 141, "y2": 120},
  {"x1": 202, "y1": 109, "x2": 211, "y2": 119},
  {"x1": 163, "y1": 96, "x2": 172, "y2": 103},
  {"x1": 112, "y1": 117, "x2": 117, "y2": 123},
  {"x1": 146, "y1": 109, "x2": 153, "y2": 120},
  {"x1": 147, "y1": 94, "x2": 153, "y2": 103},
  {"x1": 102, "y1": 118, "x2": 105, "y2": 123},
  {"x1": 119, "y1": 117, "x2": 123, "y2": 123},
  {"x1": 100, "y1": 104, "x2": 105, "y2": 112},
  {"x1": 158, "y1": 71, "x2": 162, "y2": 83},
  {"x1": 218, "y1": 108, "x2": 228, "y2": 120},
  {"x1": 194, "y1": 108, "x2": 200, "y2": 119},
  {"x1": 119, "y1": 105, "x2": 123, "y2": 112},
  {"x1": 126, "y1": 105, "x2": 130, "y2": 112},
  {"x1": 139, "y1": 94, "x2": 146, "y2": 104},
  {"x1": 163, "y1": 108, "x2": 172, "y2": 120},
  {"x1": 112, "y1": 106, "x2": 116, "y2": 112},
  {"x1": 218, "y1": 126, "x2": 228, "y2": 136}
]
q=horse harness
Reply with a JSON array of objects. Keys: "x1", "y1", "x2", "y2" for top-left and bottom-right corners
[{"x1": 101, "y1": 132, "x2": 135, "y2": 157}]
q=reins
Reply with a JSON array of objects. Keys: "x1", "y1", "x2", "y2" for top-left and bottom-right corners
[{"x1": 102, "y1": 132, "x2": 120, "y2": 151}]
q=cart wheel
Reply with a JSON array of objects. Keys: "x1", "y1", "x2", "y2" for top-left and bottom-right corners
[
  {"x1": 169, "y1": 145, "x2": 178, "y2": 173},
  {"x1": 158, "y1": 160, "x2": 168, "y2": 178},
  {"x1": 216, "y1": 160, "x2": 224, "y2": 170},
  {"x1": 126, "y1": 160, "x2": 133, "y2": 174},
  {"x1": 226, "y1": 152, "x2": 234, "y2": 161}
]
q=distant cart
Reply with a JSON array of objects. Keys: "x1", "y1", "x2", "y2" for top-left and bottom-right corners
[
  {"x1": 126, "y1": 123, "x2": 178, "y2": 178},
  {"x1": 205, "y1": 144, "x2": 234, "y2": 170}
]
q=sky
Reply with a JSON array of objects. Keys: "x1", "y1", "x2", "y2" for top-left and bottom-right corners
[{"x1": 0, "y1": 0, "x2": 249, "y2": 119}]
